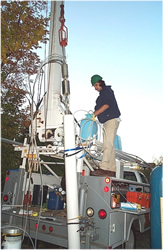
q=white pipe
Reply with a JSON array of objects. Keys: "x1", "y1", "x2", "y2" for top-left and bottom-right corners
[{"x1": 64, "y1": 114, "x2": 80, "y2": 249}]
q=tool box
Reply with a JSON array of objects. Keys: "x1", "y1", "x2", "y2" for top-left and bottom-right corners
[{"x1": 126, "y1": 191, "x2": 150, "y2": 208}]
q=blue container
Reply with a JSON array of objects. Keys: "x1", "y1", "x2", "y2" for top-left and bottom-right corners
[
  {"x1": 150, "y1": 165, "x2": 163, "y2": 249},
  {"x1": 80, "y1": 114, "x2": 98, "y2": 141},
  {"x1": 114, "y1": 135, "x2": 122, "y2": 150},
  {"x1": 48, "y1": 191, "x2": 64, "y2": 210}
]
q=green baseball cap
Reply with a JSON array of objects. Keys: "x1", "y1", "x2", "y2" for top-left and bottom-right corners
[{"x1": 91, "y1": 74, "x2": 103, "y2": 86}]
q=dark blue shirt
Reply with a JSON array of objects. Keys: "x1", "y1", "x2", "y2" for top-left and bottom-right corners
[{"x1": 95, "y1": 86, "x2": 121, "y2": 123}]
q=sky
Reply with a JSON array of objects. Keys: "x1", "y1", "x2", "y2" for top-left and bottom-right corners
[
  {"x1": 62, "y1": 0, "x2": 163, "y2": 163},
  {"x1": 37, "y1": 0, "x2": 162, "y2": 163}
]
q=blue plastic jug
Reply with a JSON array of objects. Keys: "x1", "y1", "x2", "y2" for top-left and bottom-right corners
[
  {"x1": 48, "y1": 191, "x2": 64, "y2": 210},
  {"x1": 80, "y1": 114, "x2": 98, "y2": 142},
  {"x1": 114, "y1": 135, "x2": 122, "y2": 150}
]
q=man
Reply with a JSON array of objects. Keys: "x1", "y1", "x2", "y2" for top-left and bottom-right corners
[{"x1": 91, "y1": 74, "x2": 121, "y2": 177}]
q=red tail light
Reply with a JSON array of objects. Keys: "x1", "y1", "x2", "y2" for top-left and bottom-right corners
[
  {"x1": 104, "y1": 186, "x2": 109, "y2": 192},
  {"x1": 98, "y1": 209, "x2": 107, "y2": 219},
  {"x1": 5, "y1": 176, "x2": 9, "y2": 181},
  {"x1": 42, "y1": 225, "x2": 46, "y2": 230},
  {"x1": 49, "y1": 226, "x2": 53, "y2": 232},
  {"x1": 3, "y1": 195, "x2": 8, "y2": 202}
]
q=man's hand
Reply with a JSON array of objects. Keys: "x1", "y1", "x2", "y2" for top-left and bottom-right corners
[
  {"x1": 94, "y1": 104, "x2": 109, "y2": 117},
  {"x1": 92, "y1": 114, "x2": 96, "y2": 121}
]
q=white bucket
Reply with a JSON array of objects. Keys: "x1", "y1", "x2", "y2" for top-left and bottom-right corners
[{"x1": 2, "y1": 228, "x2": 22, "y2": 249}]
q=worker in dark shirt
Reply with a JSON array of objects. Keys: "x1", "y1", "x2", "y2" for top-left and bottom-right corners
[{"x1": 91, "y1": 74, "x2": 121, "y2": 176}]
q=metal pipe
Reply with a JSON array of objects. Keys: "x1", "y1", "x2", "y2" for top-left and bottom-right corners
[
  {"x1": 1, "y1": 138, "x2": 23, "y2": 146},
  {"x1": 83, "y1": 157, "x2": 94, "y2": 171},
  {"x1": 41, "y1": 162, "x2": 61, "y2": 182},
  {"x1": 79, "y1": 187, "x2": 86, "y2": 217},
  {"x1": 64, "y1": 114, "x2": 80, "y2": 249},
  {"x1": 115, "y1": 149, "x2": 152, "y2": 169}
]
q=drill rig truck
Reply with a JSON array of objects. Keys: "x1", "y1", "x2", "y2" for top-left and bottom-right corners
[{"x1": 1, "y1": 2, "x2": 151, "y2": 249}]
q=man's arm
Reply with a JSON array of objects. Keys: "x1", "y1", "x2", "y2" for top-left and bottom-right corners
[{"x1": 94, "y1": 104, "x2": 109, "y2": 117}]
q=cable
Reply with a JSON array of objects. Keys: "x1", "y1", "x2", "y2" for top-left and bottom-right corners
[
  {"x1": 74, "y1": 110, "x2": 104, "y2": 159},
  {"x1": 22, "y1": 54, "x2": 66, "y2": 246},
  {"x1": 33, "y1": 136, "x2": 44, "y2": 249}
]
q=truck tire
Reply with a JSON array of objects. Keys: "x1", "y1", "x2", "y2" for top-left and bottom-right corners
[
  {"x1": 61, "y1": 174, "x2": 66, "y2": 191},
  {"x1": 124, "y1": 225, "x2": 136, "y2": 249}
]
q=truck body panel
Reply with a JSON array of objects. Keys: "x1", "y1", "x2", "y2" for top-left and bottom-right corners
[{"x1": 2, "y1": 168, "x2": 150, "y2": 249}]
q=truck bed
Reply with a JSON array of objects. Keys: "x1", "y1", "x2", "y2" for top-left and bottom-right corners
[
  {"x1": 1, "y1": 170, "x2": 150, "y2": 249},
  {"x1": 2, "y1": 206, "x2": 68, "y2": 249}
]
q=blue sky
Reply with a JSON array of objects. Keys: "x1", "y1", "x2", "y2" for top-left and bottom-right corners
[{"x1": 63, "y1": 1, "x2": 162, "y2": 162}]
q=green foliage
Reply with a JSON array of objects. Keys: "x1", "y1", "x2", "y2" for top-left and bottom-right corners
[
  {"x1": 1, "y1": 0, "x2": 50, "y2": 189},
  {"x1": 141, "y1": 168, "x2": 152, "y2": 183},
  {"x1": 1, "y1": 144, "x2": 21, "y2": 190},
  {"x1": 1, "y1": 1, "x2": 49, "y2": 65}
]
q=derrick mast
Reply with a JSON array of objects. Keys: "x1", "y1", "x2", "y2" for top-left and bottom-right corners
[
  {"x1": 30, "y1": 2, "x2": 80, "y2": 248},
  {"x1": 32, "y1": 1, "x2": 69, "y2": 144}
]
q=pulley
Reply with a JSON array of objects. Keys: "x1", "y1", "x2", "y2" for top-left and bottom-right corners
[{"x1": 59, "y1": 4, "x2": 68, "y2": 47}]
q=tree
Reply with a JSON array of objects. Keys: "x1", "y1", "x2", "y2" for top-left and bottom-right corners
[
  {"x1": 153, "y1": 156, "x2": 163, "y2": 166},
  {"x1": 1, "y1": 1, "x2": 49, "y2": 67},
  {"x1": 1, "y1": 1, "x2": 50, "y2": 188}
]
